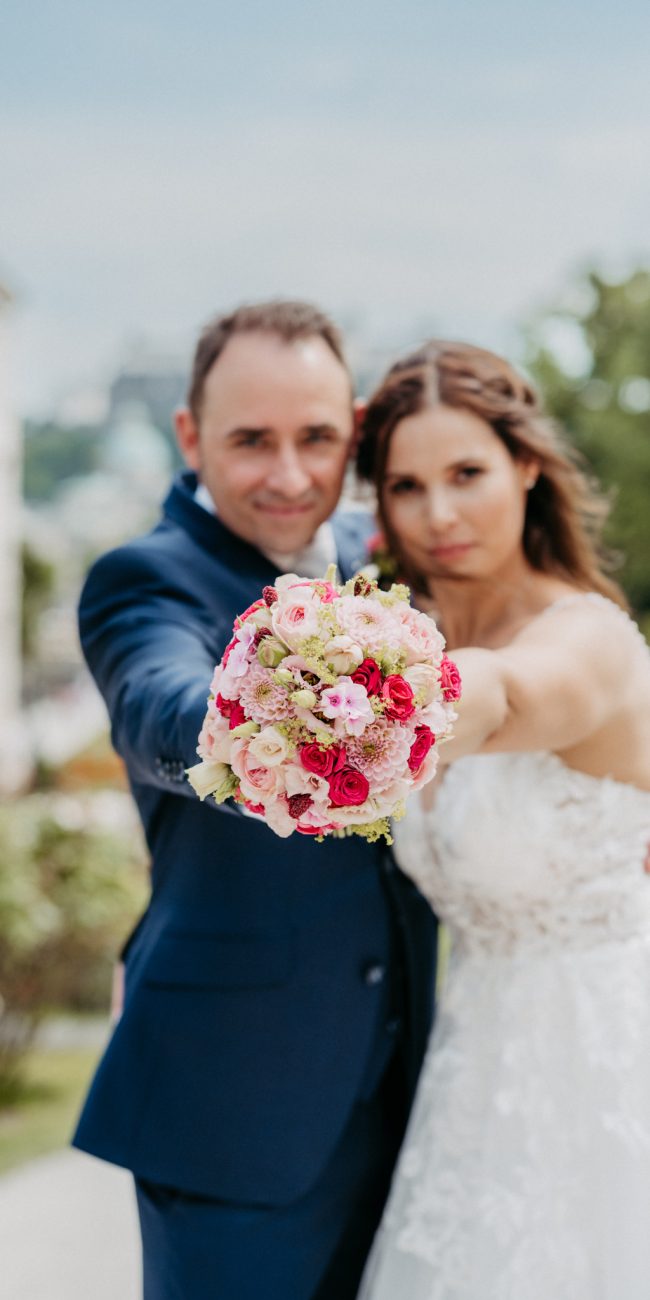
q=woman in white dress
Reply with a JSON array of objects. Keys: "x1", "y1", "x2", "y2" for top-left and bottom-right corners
[{"x1": 355, "y1": 341, "x2": 650, "y2": 1300}]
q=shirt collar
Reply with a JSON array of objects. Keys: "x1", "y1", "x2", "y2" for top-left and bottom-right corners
[{"x1": 194, "y1": 483, "x2": 337, "y2": 579}]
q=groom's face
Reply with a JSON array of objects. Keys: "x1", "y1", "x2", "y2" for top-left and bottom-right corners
[{"x1": 176, "y1": 331, "x2": 354, "y2": 555}]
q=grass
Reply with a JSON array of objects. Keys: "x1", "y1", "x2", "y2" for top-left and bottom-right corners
[{"x1": 0, "y1": 1046, "x2": 99, "y2": 1176}]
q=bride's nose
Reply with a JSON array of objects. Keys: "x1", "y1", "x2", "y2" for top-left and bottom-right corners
[{"x1": 424, "y1": 486, "x2": 458, "y2": 531}]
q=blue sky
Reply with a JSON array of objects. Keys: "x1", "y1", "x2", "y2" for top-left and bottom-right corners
[{"x1": 3, "y1": 0, "x2": 650, "y2": 414}]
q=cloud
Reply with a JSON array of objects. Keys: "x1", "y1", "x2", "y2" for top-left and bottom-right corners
[{"x1": 3, "y1": 66, "x2": 650, "y2": 412}]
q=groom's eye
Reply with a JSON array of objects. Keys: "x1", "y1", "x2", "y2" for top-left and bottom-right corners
[
  {"x1": 230, "y1": 429, "x2": 266, "y2": 448},
  {"x1": 303, "y1": 426, "x2": 338, "y2": 445}
]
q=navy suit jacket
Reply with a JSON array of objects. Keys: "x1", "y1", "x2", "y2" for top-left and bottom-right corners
[{"x1": 73, "y1": 471, "x2": 437, "y2": 1204}]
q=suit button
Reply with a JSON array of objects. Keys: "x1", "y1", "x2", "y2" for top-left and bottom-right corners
[{"x1": 363, "y1": 962, "x2": 386, "y2": 987}]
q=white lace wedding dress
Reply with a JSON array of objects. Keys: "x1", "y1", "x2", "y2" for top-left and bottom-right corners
[{"x1": 359, "y1": 708, "x2": 650, "y2": 1295}]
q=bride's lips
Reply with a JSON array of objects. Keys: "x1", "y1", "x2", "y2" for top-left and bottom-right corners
[{"x1": 427, "y1": 542, "x2": 475, "y2": 561}]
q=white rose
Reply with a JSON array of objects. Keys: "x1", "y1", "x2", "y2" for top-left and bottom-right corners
[
  {"x1": 247, "y1": 726, "x2": 290, "y2": 767},
  {"x1": 284, "y1": 765, "x2": 330, "y2": 802},
  {"x1": 323, "y1": 635, "x2": 364, "y2": 674},
  {"x1": 186, "y1": 760, "x2": 230, "y2": 801},
  {"x1": 403, "y1": 663, "x2": 440, "y2": 706},
  {"x1": 421, "y1": 699, "x2": 456, "y2": 735}
]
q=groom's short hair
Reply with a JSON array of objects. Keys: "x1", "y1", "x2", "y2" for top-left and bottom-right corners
[{"x1": 188, "y1": 299, "x2": 350, "y2": 421}]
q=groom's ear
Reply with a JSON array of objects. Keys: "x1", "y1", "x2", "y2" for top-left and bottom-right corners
[
  {"x1": 349, "y1": 398, "x2": 367, "y2": 458},
  {"x1": 174, "y1": 407, "x2": 201, "y2": 471}
]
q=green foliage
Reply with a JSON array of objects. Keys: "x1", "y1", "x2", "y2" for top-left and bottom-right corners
[
  {"x1": 0, "y1": 1045, "x2": 98, "y2": 1165},
  {"x1": 22, "y1": 421, "x2": 102, "y2": 501},
  {"x1": 524, "y1": 268, "x2": 650, "y2": 613},
  {"x1": 21, "y1": 544, "x2": 55, "y2": 659},
  {"x1": 0, "y1": 794, "x2": 147, "y2": 1094}
]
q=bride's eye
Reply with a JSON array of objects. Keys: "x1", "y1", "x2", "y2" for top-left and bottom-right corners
[
  {"x1": 455, "y1": 465, "x2": 483, "y2": 483},
  {"x1": 388, "y1": 478, "x2": 419, "y2": 495}
]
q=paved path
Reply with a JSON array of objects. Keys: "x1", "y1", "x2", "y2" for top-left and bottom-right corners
[{"x1": 0, "y1": 1148, "x2": 140, "y2": 1299}]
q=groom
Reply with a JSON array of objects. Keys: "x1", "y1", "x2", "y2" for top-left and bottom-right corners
[{"x1": 73, "y1": 300, "x2": 437, "y2": 1299}]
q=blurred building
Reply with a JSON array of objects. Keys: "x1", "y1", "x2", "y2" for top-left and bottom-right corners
[
  {"x1": 0, "y1": 282, "x2": 31, "y2": 792},
  {"x1": 107, "y1": 350, "x2": 186, "y2": 457}
]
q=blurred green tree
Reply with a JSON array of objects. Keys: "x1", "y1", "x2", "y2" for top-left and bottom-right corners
[
  {"x1": 0, "y1": 795, "x2": 147, "y2": 1100},
  {"x1": 21, "y1": 544, "x2": 55, "y2": 660},
  {"x1": 23, "y1": 422, "x2": 101, "y2": 502},
  {"x1": 524, "y1": 268, "x2": 650, "y2": 615}
]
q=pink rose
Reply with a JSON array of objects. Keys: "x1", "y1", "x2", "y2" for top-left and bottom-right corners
[
  {"x1": 439, "y1": 655, "x2": 462, "y2": 702},
  {"x1": 271, "y1": 595, "x2": 320, "y2": 650},
  {"x1": 408, "y1": 724, "x2": 435, "y2": 774},
  {"x1": 410, "y1": 749, "x2": 439, "y2": 790},
  {"x1": 392, "y1": 604, "x2": 446, "y2": 666},
  {"x1": 328, "y1": 765, "x2": 370, "y2": 807},
  {"x1": 230, "y1": 740, "x2": 279, "y2": 798},
  {"x1": 243, "y1": 798, "x2": 266, "y2": 815},
  {"x1": 381, "y1": 674, "x2": 415, "y2": 722},
  {"x1": 351, "y1": 657, "x2": 382, "y2": 696},
  {"x1": 295, "y1": 801, "x2": 344, "y2": 835},
  {"x1": 300, "y1": 742, "x2": 347, "y2": 778}
]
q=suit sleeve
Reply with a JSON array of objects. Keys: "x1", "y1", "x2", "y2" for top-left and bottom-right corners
[{"x1": 78, "y1": 545, "x2": 238, "y2": 810}]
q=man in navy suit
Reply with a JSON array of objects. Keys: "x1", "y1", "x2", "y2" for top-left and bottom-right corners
[{"x1": 73, "y1": 300, "x2": 437, "y2": 1300}]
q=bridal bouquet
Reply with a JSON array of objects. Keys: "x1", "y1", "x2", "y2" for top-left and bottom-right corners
[{"x1": 187, "y1": 568, "x2": 460, "y2": 843}]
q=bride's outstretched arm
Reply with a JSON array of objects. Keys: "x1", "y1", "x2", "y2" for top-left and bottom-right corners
[{"x1": 438, "y1": 601, "x2": 637, "y2": 764}]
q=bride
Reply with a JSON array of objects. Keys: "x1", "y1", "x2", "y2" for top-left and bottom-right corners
[{"x1": 355, "y1": 341, "x2": 650, "y2": 1299}]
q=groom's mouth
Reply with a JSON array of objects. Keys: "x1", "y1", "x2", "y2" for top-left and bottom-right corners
[{"x1": 254, "y1": 500, "x2": 317, "y2": 517}]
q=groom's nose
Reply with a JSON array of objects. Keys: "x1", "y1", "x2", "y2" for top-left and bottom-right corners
[{"x1": 265, "y1": 445, "x2": 312, "y2": 499}]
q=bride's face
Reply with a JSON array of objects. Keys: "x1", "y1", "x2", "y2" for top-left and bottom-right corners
[{"x1": 382, "y1": 403, "x2": 535, "y2": 584}]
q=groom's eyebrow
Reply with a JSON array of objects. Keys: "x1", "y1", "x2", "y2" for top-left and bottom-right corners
[
  {"x1": 225, "y1": 425, "x2": 271, "y2": 441},
  {"x1": 225, "y1": 422, "x2": 344, "y2": 441}
]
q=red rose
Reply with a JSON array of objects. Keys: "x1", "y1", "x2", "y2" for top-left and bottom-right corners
[
  {"x1": 381, "y1": 674, "x2": 415, "y2": 721},
  {"x1": 300, "y1": 743, "x2": 347, "y2": 778},
  {"x1": 236, "y1": 598, "x2": 266, "y2": 625},
  {"x1": 296, "y1": 822, "x2": 340, "y2": 836},
  {"x1": 228, "y1": 701, "x2": 248, "y2": 730},
  {"x1": 408, "y1": 724, "x2": 435, "y2": 774},
  {"x1": 328, "y1": 765, "x2": 370, "y2": 807},
  {"x1": 221, "y1": 636, "x2": 238, "y2": 666},
  {"x1": 439, "y1": 655, "x2": 462, "y2": 702},
  {"x1": 351, "y1": 657, "x2": 382, "y2": 696},
  {"x1": 215, "y1": 693, "x2": 231, "y2": 718}
]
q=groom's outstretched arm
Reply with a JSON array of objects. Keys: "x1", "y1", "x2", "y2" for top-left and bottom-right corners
[{"x1": 78, "y1": 542, "x2": 238, "y2": 811}]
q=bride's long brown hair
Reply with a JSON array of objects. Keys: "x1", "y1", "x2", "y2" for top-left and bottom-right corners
[{"x1": 357, "y1": 339, "x2": 627, "y2": 607}]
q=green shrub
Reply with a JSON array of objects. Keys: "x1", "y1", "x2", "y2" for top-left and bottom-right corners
[{"x1": 0, "y1": 792, "x2": 147, "y2": 1099}]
